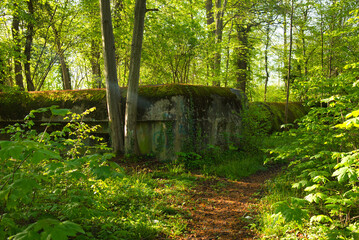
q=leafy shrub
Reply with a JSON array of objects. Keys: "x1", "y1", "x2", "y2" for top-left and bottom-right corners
[
  {"x1": 176, "y1": 151, "x2": 204, "y2": 170},
  {"x1": 0, "y1": 106, "x2": 188, "y2": 239},
  {"x1": 0, "y1": 106, "x2": 119, "y2": 239},
  {"x1": 259, "y1": 88, "x2": 359, "y2": 239}
]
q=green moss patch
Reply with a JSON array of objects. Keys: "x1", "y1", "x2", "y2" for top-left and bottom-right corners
[
  {"x1": 0, "y1": 89, "x2": 107, "y2": 120},
  {"x1": 137, "y1": 84, "x2": 238, "y2": 100},
  {"x1": 0, "y1": 85, "x2": 240, "y2": 121},
  {"x1": 249, "y1": 102, "x2": 309, "y2": 132},
  {"x1": 0, "y1": 86, "x2": 306, "y2": 132}
]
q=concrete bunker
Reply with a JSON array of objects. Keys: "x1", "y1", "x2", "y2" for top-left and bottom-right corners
[{"x1": 0, "y1": 84, "x2": 307, "y2": 160}]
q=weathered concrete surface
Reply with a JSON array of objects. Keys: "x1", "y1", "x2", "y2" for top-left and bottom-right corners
[
  {"x1": 249, "y1": 102, "x2": 310, "y2": 133},
  {"x1": 0, "y1": 84, "x2": 308, "y2": 159},
  {"x1": 135, "y1": 93, "x2": 243, "y2": 159}
]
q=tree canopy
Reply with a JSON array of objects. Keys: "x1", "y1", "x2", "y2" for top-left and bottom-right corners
[{"x1": 0, "y1": 0, "x2": 358, "y2": 102}]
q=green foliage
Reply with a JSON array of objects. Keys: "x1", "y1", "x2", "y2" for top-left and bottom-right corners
[
  {"x1": 251, "y1": 84, "x2": 287, "y2": 102},
  {"x1": 176, "y1": 151, "x2": 204, "y2": 170},
  {"x1": 273, "y1": 198, "x2": 309, "y2": 224},
  {"x1": 205, "y1": 150, "x2": 266, "y2": 180},
  {"x1": 0, "y1": 106, "x2": 189, "y2": 239},
  {"x1": 241, "y1": 103, "x2": 272, "y2": 143},
  {"x1": 0, "y1": 106, "x2": 114, "y2": 239},
  {"x1": 258, "y1": 83, "x2": 359, "y2": 239},
  {"x1": 174, "y1": 139, "x2": 267, "y2": 180},
  {"x1": 10, "y1": 219, "x2": 85, "y2": 240},
  {"x1": 241, "y1": 102, "x2": 308, "y2": 139}
]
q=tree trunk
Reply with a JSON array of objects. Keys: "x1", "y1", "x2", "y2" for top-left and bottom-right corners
[
  {"x1": 206, "y1": 0, "x2": 226, "y2": 86},
  {"x1": 53, "y1": 27, "x2": 72, "y2": 90},
  {"x1": 0, "y1": 56, "x2": 5, "y2": 86},
  {"x1": 285, "y1": 0, "x2": 294, "y2": 125},
  {"x1": 59, "y1": 55, "x2": 71, "y2": 89},
  {"x1": 300, "y1": 7, "x2": 308, "y2": 79},
  {"x1": 224, "y1": 20, "x2": 233, "y2": 87},
  {"x1": 320, "y1": 13, "x2": 324, "y2": 72},
  {"x1": 90, "y1": 40, "x2": 102, "y2": 88},
  {"x1": 236, "y1": 25, "x2": 250, "y2": 93},
  {"x1": 264, "y1": 24, "x2": 270, "y2": 102},
  {"x1": 24, "y1": 0, "x2": 35, "y2": 91},
  {"x1": 100, "y1": 0, "x2": 124, "y2": 155},
  {"x1": 12, "y1": 6, "x2": 24, "y2": 91},
  {"x1": 124, "y1": 0, "x2": 146, "y2": 155},
  {"x1": 36, "y1": 55, "x2": 58, "y2": 91},
  {"x1": 206, "y1": 0, "x2": 216, "y2": 85},
  {"x1": 213, "y1": 0, "x2": 226, "y2": 86},
  {"x1": 283, "y1": 0, "x2": 288, "y2": 86},
  {"x1": 206, "y1": 0, "x2": 214, "y2": 30},
  {"x1": 328, "y1": 0, "x2": 336, "y2": 78}
]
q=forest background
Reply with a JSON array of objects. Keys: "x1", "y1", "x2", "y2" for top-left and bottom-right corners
[{"x1": 1, "y1": 0, "x2": 358, "y2": 103}]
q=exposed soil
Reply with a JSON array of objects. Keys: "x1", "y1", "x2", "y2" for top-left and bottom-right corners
[
  {"x1": 179, "y1": 168, "x2": 281, "y2": 240},
  {"x1": 119, "y1": 158, "x2": 281, "y2": 240}
]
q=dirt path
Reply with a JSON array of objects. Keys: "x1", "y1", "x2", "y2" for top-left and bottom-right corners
[{"x1": 179, "y1": 169, "x2": 280, "y2": 240}]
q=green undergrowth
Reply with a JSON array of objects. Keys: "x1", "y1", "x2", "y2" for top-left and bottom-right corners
[
  {"x1": 174, "y1": 145, "x2": 268, "y2": 180},
  {"x1": 256, "y1": 89, "x2": 359, "y2": 239},
  {"x1": 172, "y1": 102, "x2": 276, "y2": 180},
  {"x1": 249, "y1": 102, "x2": 309, "y2": 132},
  {"x1": 0, "y1": 98, "x2": 302, "y2": 239},
  {"x1": 0, "y1": 107, "x2": 193, "y2": 239}
]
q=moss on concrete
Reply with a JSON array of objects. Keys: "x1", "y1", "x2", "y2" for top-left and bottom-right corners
[
  {"x1": 0, "y1": 85, "x2": 240, "y2": 121},
  {"x1": 137, "y1": 84, "x2": 237, "y2": 99},
  {"x1": 0, "y1": 86, "x2": 306, "y2": 133},
  {"x1": 0, "y1": 89, "x2": 108, "y2": 120},
  {"x1": 249, "y1": 102, "x2": 309, "y2": 132}
]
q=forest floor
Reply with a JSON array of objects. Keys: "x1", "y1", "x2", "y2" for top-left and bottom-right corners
[
  {"x1": 123, "y1": 159, "x2": 281, "y2": 240},
  {"x1": 178, "y1": 168, "x2": 281, "y2": 240}
]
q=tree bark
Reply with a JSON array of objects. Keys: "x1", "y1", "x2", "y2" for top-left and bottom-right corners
[
  {"x1": 224, "y1": 20, "x2": 233, "y2": 87},
  {"x1": 100, "y1": 0, "x2": 124, "y2": 155},
  {"x1": 0, "y1": 56, "x2": 5, "y2": 86},
  {"x1": 90, "y1": 40, "x2": 102, "y2": 88},
  {"x1": 320, "y1": 10, "x2": 324, "y2": 72},
  {"x1": 236, "y1": 25, "x2": 250, "y2": 93},
  {"x1": 206, "y1": 0, "x2": 214, "y2": 29},
  {"x1": 299, "y1": 7, "x2": 308, "y2": 79},
  {"x1": 212, "y1": 0, "x2": 227, "y2": 86},
  {"x1": 12, "y1": 5, "x2": 24, "y2": 91},
  {"x1": 283, "y1": 0, "x2": 288, "y2": 86},
  {"x1": 24, "y1": 0, "x2": 35, "y2": 91},
  {"x1": 264, "y1": 24, "x2": 270, "y2": 102},
  {"x1": 124, "y1": 0, "x2": 147, "y2": 155},
  {"x1": 206, "y1": 0, "x2": 226, "y2": 86},
  {"x1": 53, "y1": 27, "x2": 72, "y2": 90},
  {"x1": 36, "y1": 55, "x2": 58, "y2": 91},
  {"x1": 285, "y1": 0, "x2": 294, "y2": 125},
  {"x1": 213, "y1": 0, "x2": 222, "y2": 86},
  {"x1": 206, "y1": 0, "x2": 215, "y2": 85}
]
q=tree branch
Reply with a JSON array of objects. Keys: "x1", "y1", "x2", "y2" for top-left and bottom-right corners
[{"x1": 146, "y1": 8, "x2": 159, "y2": 12}]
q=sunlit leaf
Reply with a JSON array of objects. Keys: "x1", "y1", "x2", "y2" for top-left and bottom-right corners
[
  {"x1": 273, "y1": 200, "x2": 308, "y2": 224},
  {"x1": 333, "y1": 166, "x2": 354, "y2": 183},
  {"x1": 346, "y1": 110, "x2": 359, "y2": 118},
  {"x1": 310, "y1": 215, "x2": 333, "y2": 224},
  {"x1": 304, "y1": 184, "x2": 320, "y2": 192},
  {"x1": 32, "y1": 149, "x2": 61, "y2": 163},
  {"x1": 51, "y1": 108, "x2": 71, "y2": 116},
  {"x1": 10, "y1": 219, "x2": 84, "y2": 240},
  {"x1": 92, "y1": 166, "x2": 111, "y2": 180}
]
